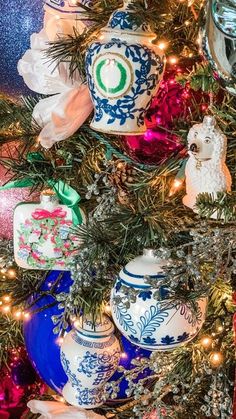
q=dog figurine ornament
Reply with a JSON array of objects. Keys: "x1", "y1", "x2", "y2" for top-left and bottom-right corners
[{"x1": 183, "y1": 115, "x2": 232, "y2": 211}]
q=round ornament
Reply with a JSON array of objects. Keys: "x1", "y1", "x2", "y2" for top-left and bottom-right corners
[
  {"x1": 23, "y1": 270, "x2": 73, "y2": 394},
  {"x1": 61, "y1": 315, "x2": 121, "y2": 408},
  {"x1": 108, "y1": 335, "x2": 152, "y2": 401},
  {"x1": 122, "y1": 63, "x2": 195, "y2": 165},
  {"x1": 0, "y1": 0, "x2": 43, "y2": 95},
  {"x1": 85, "y1": 0, "x2": 165, "y2": 135},
  {"x1": 10, "y1": 347, "x2": 38, "y2": 387},
  {"x1": 111, "y1": 249, "x2": 207, "y2": 351},
  {"x1": 0, "y1": 349, "x2": 45, "y2": 412}
]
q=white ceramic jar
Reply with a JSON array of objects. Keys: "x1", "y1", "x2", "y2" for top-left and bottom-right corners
[
  {"x1": 61, "y1": 315, "x2": 121, "y2": 408},
  {"x1": 111, "y1": 249, "x2": 207, "y2": 351},
  {"x1": 85, "y1": 0, "x2": 165, "y2": 135}
]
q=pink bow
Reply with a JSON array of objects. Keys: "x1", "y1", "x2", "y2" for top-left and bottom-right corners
[{"x1": 32, "y1": 208, "x2": 67, "y2": 220}]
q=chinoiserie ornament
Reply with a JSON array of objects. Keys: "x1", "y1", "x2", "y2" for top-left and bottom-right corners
[
  {"x1": 61, "y1": 315, "x2": 120, "y2": 408},
  {"x1": 111, "y1": 249, "x2": 207, "y2": 351},
  {"x1": 85, "y1": 0, "x2": 165, "y2": 135},
  {"x1": 14, "y1": 191, "x2": 85, "y2": 270},
  {"x1": 17, "y1": 0, "x2": 93, "y2": 149},
  {"x1": 183, "y1": 115, "x2": 232, "y2": 212}
]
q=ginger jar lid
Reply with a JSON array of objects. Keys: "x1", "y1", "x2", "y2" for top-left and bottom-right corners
[
  {"x1": 119, "y1": 249, "x2": 168, "y2": 288},
  {"x1": 74, "y1": 314, "x2": 115, "y2": 338},
  {"x1": 105, "y1": 0, "x2": 156, "y2": 38}
]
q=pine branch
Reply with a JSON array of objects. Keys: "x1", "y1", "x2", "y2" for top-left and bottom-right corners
[
  {"x1": 176, "y1": 62, "x2": 220, "y2": 93},
  {"x1": 196, "y1": 192, "x2": 236, "y2": 222},
  {"x1": 0, "y1": 315, "x2": 23, "y2": 367}
]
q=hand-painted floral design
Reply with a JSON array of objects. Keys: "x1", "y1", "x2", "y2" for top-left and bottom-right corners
[
  {"x1": 16, "y1": 206, "x2": 79, "y2": 270},
  {"x1": 161, "y1": 335, "x2": 175, "y2": 345},
  {"x1": 138, "y1": 290, "x2": 152, "y2": 301}
]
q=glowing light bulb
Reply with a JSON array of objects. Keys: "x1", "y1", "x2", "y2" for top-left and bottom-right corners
[
  {"x1": 3, "y1": 295, "x2": 11, "y2": 302},
  {"x1": 121, "y1": 352, "x2": 128, "y2": 359},
  {"x1": 217, "y1": 325, "x2": 224, "y2": 332},
  {"x1": 7, "y1": 269, "x2": 16, "y2": 279},
  {"x1": 56, "y1": 337, "x2": 64, "y2": 346},
  {"x1": 104, "y1": 304, "x2": 111, "y2": 314},
  {"x1": 158, "y1": 42, "x2": 167, "y2": 51},
  {"x1": 210, "y1": 351, "x2": 224, "y2": 367},
  {"x1": 14, "y1": 311, "x2": 22, "y2": 319},
  {"x1": 169, "y1": 179, "x2": 183, "y2": 196},
  {"x1": 169, "y1": 56, "x2": 178, "y2": 65},
  {"x1": 3, "y1": 305, "x2": 10, "y2": 313},
  {"x1": 23, "y1": 312, "x2": 30, "y2": 320},
  {"x1": 200, "y1": 336, "x2": 212, "y2": 349}
]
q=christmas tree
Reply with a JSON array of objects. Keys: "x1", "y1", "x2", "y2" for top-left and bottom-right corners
[{"x1": 0, "y1": 0, "x2": 235, "y2": 418}]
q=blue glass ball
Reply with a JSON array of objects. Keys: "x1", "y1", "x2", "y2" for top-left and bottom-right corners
[
  {"x1": 108, "y1": 335, "x2": 153, "y2": 401},
  {"x1": 23, "y1": 270, "x2": 73, "y2": 394},
  {"x1": 0, "y1": 0, "x2": 44, "y2": 96}
]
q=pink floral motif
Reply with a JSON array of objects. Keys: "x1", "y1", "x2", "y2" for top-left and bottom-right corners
[{"x1": 32, "y1": 251, "x2": 41, "y2": 260}]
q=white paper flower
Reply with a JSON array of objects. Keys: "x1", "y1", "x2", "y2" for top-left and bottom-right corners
[{"x1": 27, "y1": 400, "x2": 106, "y2": 419}]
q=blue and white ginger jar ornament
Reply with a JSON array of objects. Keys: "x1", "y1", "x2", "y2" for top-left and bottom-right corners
[
  {"x1": 111, "y1": 249, "x2": 207, "y2": 351},
  {"x1": 61, "y1": 314, "x2": 121, "y2": 408},
  {"x1": 85, "y1": 0, "x2": 165, "y2": 135}
]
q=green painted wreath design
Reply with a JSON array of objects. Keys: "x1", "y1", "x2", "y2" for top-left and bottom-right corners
[{"x1": 17, "y1": 207, "x2": 79, "y2": 269}]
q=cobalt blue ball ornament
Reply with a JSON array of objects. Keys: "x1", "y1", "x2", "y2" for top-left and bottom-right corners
[
  {"x1": 23, "y1": 270, "x2": 73, "y2": 394},
  {"x1": 108, "y1": 335, "x2": 152, "y2": 401},
  {"x1": 0, "y1": 0, "x2": 43, "y2": 95}
]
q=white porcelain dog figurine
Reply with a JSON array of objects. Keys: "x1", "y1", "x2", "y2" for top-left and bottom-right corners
[{"x1": 183, "y1": 115, "x2": 232, "y2": 211}]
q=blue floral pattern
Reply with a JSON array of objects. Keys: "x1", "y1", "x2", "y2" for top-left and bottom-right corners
[
  {"x1": 161, "y1": 335, "x2": 175, "y2": 345},
  {"x1": 177, "y1": 332, "x2": 190, "y2": 342},
  {"x1": 114, "y1": 303, "x2": 137, "y2": 335},
  {"x1": 109, "y1": 11, "x2": 139, "y2": 31},
  {"x1": 138, "y1": 290, "x2": 152, "y2": 301},
  {"x1": 78, "y1": 350, "x2": 120, "y2": 382},
  {"x1": 115, "y1": 279, "x2": 122, "y2": 292},
  {"x1": 61, "y1": 347, "x2": 120, "y2": 406},
  {"x1": 111, "y1": 272, "x2": 206, "y2": 350},
  {"x1": 143, "y1": 336, "x2": 156, "y2": 345},
  {"x1": 86, "y1": 39, "x2": 164, "y2": 129},
  {"x1": 137, "y1": 304, "x2": 170, "y2": 341},
  {"x1": 61, "y1": 351, "x2": 81, "y2": 388}
]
